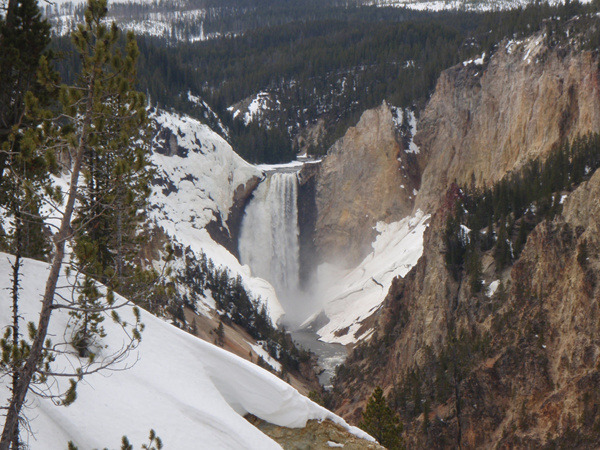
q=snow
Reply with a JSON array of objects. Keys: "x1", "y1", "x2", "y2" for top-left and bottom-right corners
[
  {"x1": 368, "y1": 0, "x2": 592, "y2": 12},
  {"x1": 256, "y1": 161, "x2": 306, "y2": 172},
  {"x1": 523, "y1": 34, "x2": 545, "y2": 64},
  {"x1": 250, "y1": 343, "x2": 282, "y2": 372},
  {"x1": 327, "y1": 441, "x2": 345, "y2": 447},
  {"x1": 390, "y1": 106, "x2": 419, "y2": 154},
  {"x1": 228, "y1": 92, "x2": 279, "y2": 126},
  {"x1": 0, "y1": 254, "x2": 374, "y2": 449},
  {"x1": 313, "y1": 210, "x2": 430, "y2": 345},
  {"x1": 148, "y1": 109, "x2": 285, "y2": 323},
  {"x1": 46, "y1": 2, "x2": 225, "y2": 42},
  {"x1": 406, "y1": 110, "x2": 420, "y2": 154},
  {"x1": 506, "y1": 38, "x2": 524, "y2": 54},
  {"x1": 463, "y1": 52, "x2": 485, "y2": 66},
  {"x1": 487, "y1": 280, "x2": 500, "y2": 297}
]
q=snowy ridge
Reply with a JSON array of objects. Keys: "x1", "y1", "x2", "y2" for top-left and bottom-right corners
[
  {"x1": 46, "y1": 1, "x2": 224, "y2": 42},
  {"x1": 0, "y1": 254, "x2": 373, "y2": 448},
  {"x1": 148, "y1": 109, "x2": 285, "y2": 322},
  {"x1": 313, "y1": 210, "x2": 430, "y2": 345}
]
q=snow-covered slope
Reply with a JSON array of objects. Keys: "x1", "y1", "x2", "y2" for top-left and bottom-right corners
[
  {"x1": 0, "y1": 254, "x2": 372, "y2": 449},
  {"x1": 148, "y1": 109, "x2": 285, "y2": 323},
  {"x1": 149, "y1": 109, "x2": 257, "y2": 234},
  {"x1": 312, "y1": 210, "x2": 430, "y2": 345},
  {"x1": 227, "y1": 92, "x2": 281, "y2": 127}
]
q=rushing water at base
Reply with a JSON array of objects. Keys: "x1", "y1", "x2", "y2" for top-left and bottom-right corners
[{"x1": 290, "y1": 329, "x2": 347, "y2": 388}]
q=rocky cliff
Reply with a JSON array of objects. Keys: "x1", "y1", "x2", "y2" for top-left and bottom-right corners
[
  {"x1": 333, "y1": 167, "x2": 600, "y2": 449},
  {"x1": 415, "y1": 31, "x2": 600, "y2": 212},
  {"x1": 315, "y1": 102, "x2": 419, "y2": 267},
  {"x1": 331, "y1": 22, "x2": 600, "y2": 448}
]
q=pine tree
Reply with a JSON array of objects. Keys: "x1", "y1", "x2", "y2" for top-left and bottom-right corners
[
  {"x1": 0, "y1": 0, "x2": 56, "y2": 261},
  {"x1": 359, "y1": 386, "x2": 405, "y2": 449},
  {"x1": 494, "y1": 219, "x2": 511, "y2": 270},
  {"x1": 0, "y1": 0, "x2": 51, "y2": 159},
  {"x1": 69, "y1": 276, "x2": 107, "y2": 357},
  {"x1": 0, "y1": 0, "x2": 148, "y2": 445},
  {"x1": 215, "y1": 320, "x2": 225, "y2": 347},
  {"x1": 466, "y1": 248, "x2": 483, "y2": 294}
]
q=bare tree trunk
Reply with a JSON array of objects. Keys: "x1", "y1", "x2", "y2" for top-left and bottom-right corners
[
  {"x1": 0, "y1": 81, "x2": 94, "y2": 449},
  {"x1": 9, "y1": 213, "x2": 22, "y2": 450}
]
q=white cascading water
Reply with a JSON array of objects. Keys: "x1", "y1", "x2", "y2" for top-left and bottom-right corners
[
  {"x1": 239, "y1": 170, "x2": 347, "y2": 387},
  {"x1": 239, "y1": 171, "x2": 300, "y2": 300}
]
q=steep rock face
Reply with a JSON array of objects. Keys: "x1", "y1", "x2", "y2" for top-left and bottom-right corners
[
  {"x1": 334, "y1": 169, "x2": 600, "y2": 448},
  {"x1": 332, "y1": 188, "x2": 460, "y2": 422},
  {"x1": 415, "y1": 33, "x2": 600, "y2": 212},
  {"x1": 315, "y1": 102, "x2": 419, "y2": 267},
  {"x1": 332, "y1": 28, "x2": 600, "y2": 447},
  {"x1": 298, "y1": 163, "x2": 321, "y2": 288}
]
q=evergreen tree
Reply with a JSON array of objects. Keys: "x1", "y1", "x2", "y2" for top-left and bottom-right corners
[
  {"x1": 444, "y1": 213, "x2": 467, "y2": 280},
  {"x1": 0, "y1": 0, "x2": 56, "y2": 260},
  {"x1": 494, "y1": 220, "x2": 512, "y2": 270},
  {"x1": 513, "y1": 219, "x2": 529, "y2": 259},
  {"x1": 69, "y1": 275, "x2": 107, "y2": 357},
  {"x1": 359, "y1": 386, "x2": 405, "y2": 449},
  {"x1": 0, "y1": 0, "x2": 148, "y2": 445},
  {"x1": 215, "y1": 320, "x2": 225, "y2": 347},
  {"x1": 466, "y1": 248, "x2": 483, "y2": 294}
]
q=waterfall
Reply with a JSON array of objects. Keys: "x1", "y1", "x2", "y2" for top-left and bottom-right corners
[{"x1": 239, "y1": 171, "x2": 300, "y2": 299}]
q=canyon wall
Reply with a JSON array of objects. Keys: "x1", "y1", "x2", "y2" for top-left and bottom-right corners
[
  {"x1": 332, "y1": 27, "x2": 600, "y2": 448},
  {"x1": 415, "y1": 33, "x2": 600, "y2": 212},
  {"x1": 315, "y1": 102, "x2": 419, "y2": 267}
]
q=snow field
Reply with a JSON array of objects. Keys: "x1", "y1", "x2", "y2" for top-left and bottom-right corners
[
  {"x1": 314, "y1": 210, "x2": 430, "y2": 345},
  {"x1": 0, "y1": 254, "x2": 373, "y2": 449}
]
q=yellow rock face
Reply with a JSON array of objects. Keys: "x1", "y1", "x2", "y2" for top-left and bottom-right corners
[
  {"x1": 316, "y1": 102, "x2": 417, "y2": 267},
  {"x1": 415, "y1": 34, "x2": 600, "y2": 212}
]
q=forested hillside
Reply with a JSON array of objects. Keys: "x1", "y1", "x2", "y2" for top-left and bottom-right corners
[{"x1": 50, "y1": 0, "x2": 600, "y2": 163}]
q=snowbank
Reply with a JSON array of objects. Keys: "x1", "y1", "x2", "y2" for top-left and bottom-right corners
[
  {"x1": 313, "y1": 211, "x2": 430, "y2": 345},
  {"x1": 0, "y1": 254, "x2": 372, "y2": 449}
]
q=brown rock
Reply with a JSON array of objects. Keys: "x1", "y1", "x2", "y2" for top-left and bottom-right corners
[
  {"x1": 316, "y1": 102, "x2": 418, "y2": 267},
  {"x1": 415, "y1": 34, "x2": 600, "y2": 213},
  {"x1": 246, "y1": 415, "x2": 384, "y2": 449}
]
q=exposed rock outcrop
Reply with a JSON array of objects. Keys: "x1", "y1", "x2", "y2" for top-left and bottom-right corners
[
  {"x1": 334, "y1": 169, "x2": 600, "y2": 449},
  {"x1": 315, "y1": 102, "x2": 419, "y2": 267},
  {"x1": 415, "y1": 33, "x2": 600, "y2": 212},
  {"x1": 298, "y1": 163, "x2": 321, "y2": 288},
  {"x1": 332, "y1": 26, "x2": 600, "y2": 448},
  {"x1": 246, "y1": 415, "x2": 384, "y2": 449},
  {"x1": 207, "y1": 174, "x2": 261, "y2": 258}
]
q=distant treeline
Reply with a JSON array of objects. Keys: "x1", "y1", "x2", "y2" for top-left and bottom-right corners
[{"x1": 51, "y1": 0, "x2": 600, "y2": 163}]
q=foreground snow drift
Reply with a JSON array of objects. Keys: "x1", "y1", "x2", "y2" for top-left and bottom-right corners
[
  {"x1": 0, "y1": 255, "x2": 371, "y2": 449},
  {"x1": 314, "y1": 211, "x2": 430, "y2": 345}
]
